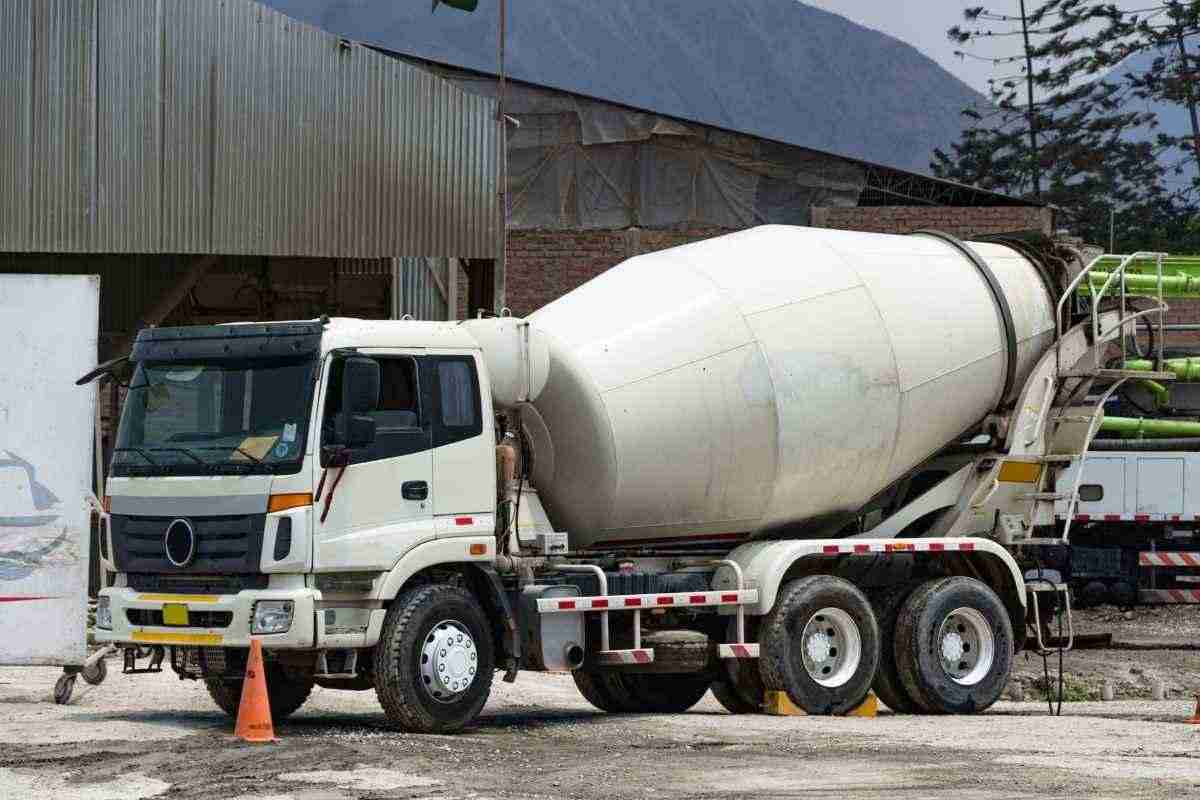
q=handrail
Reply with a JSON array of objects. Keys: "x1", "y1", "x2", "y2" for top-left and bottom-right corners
[{"x1": 1055, "y1": 251, "x2": 1168, "y2": 376}]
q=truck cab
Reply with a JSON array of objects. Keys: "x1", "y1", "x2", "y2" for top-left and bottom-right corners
[{"x1": 96, "y1": 320, "x2": 503, "y2": 724}]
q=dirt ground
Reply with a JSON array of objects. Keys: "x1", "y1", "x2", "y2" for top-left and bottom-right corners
[{"x1": 3, "y1": 631, "x2": 1200, "y2": 800}]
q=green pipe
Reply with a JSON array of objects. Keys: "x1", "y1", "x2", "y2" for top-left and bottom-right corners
[
  {"x1": 1137, "y1": 379, "x2": 1171, "y2": 407},
  {"x1": 1099, "y1": 415, "x2": 1200, "y2": 439},
  {"x1": 1124, "y1": 358, "x2": 1200, "y2": 381},
  {"x1": 1089, "y1": 255, "x2": 1200, "y2": 278},
  {"x1": 1078, "y1": 271, "x2": 1200, "y2": 298}
]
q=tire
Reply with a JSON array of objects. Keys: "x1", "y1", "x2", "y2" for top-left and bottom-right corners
[
  {"x1": 636, "y1": 630, "x2": 711, "y2": 674},
  {"x1": 204, "y1": 668, "x2": 314, "y2": 721},
  {"x1": 623, "y1": 673, "x2": 711, "y2": 713},
  {"x1": 373, "y1": 583, "x2": 496, "y2": 734},
  {"x1": 893, "y1": 576, "x2": 1013, "y2": 715},
  {"x1": 869, "y1": 582, "x2": 921, "y2": 714},
  {"x1": 711, "y1": 663, "x2": 763, "y2": 714},
  {"x1": 759, "y1": 575, "x2": 880, "y2": 715},
  {"x1": 81, "y1": 655, "x2": 108, "y2": 686},
  {"x1": 573, "y1": 669, "x2": 638, "y2": 713}
]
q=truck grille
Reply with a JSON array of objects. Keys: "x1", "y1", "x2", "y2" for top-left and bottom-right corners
[
  {"x1": 127, "y1": 573, "x2": 268, "y2": 594},
  {"x1": 126, "y1": 608, "x2": 234, "y2": 628},
  {"x1": 110, "y1": 514, "x2": 266, "y2": 574}
]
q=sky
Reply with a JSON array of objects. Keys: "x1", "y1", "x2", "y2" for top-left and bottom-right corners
[{"x1": 802, "y1": 0, "x2": 1152, "y2": 94}]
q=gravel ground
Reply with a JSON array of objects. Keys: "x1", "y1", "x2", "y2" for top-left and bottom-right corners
[{"x1": 2, "y1": 655, "x2": 1199, "y2": 800}]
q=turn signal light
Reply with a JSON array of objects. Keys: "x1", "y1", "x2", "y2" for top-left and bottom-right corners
[
  {"x1": 469, "y1": 543, "x2": 488, "y2": 556},
  {"x1": 268, "y1": 493, "x2": 313, "y2": 513}
]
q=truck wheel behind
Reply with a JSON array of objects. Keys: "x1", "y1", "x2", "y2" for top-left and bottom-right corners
[
  {"x1": 373, "y1": 583, "x2": 495, "y2": 734},
  {"x1": 204, "y1": 668, "x2": 314, "y2": 721},
  {"x1": 869, "y1": 582, "x2": 922, "y2": 714},
  {"x1": 893, "y1": 576, "x2": 1013, "y2": 714},
  {"x1": 573, "y1": 669, "x2": 638, "y2": 713},
  {"x1": 759, "y1": 575, "x2": 880, "y2": 715},
  {"x1": 623, "y1": 673, "x2": 712, "y2": 712},
  {"x1": 711, "y1": 664, "x2": 763, "y2": 714}
]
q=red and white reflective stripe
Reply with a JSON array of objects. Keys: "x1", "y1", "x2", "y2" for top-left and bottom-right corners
[
  {"x1": 1139, "y1": 552, "x2": 1200, "y2": 568},
  {"x1": 1068, "y1": 513, "x2": 1193, "y2": 523},
  {"x1": 818, "y1": 540, "x2": 975, "y2": 555},
  {"x1": 596, "y1": 649, "x2": 654, "y2": 665},
  {"x1": 537, "y1": 589, "x2": 758, "y2": 614},
  {"x1": 717, "y1": 643, "x2": 760, "y2": 659},
  {"x1": 1139, "y1": 589, "x2": 1200, "y2": 604}
]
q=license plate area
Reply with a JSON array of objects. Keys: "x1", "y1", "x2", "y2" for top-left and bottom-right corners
[{"x1": 162, "y1": 603, "x2": 189, "y2": 626}]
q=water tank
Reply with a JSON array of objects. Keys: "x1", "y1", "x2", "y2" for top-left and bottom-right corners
[{"x1": 516, "y1": 226, "x2": 1056, "y2": 548}]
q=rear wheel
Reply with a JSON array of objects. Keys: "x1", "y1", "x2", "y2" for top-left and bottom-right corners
[
  {"x1": 373, "y1": 583, "x2": 495, "y2": 733},
  {"x1": 204, "y1": 668, "x2": 314, "y2": 721},
  {"x1": 870, "y1": 582, "x2": 921, "y2": 714},
  {"x1": 623, "y1": 673, "x2": 712, "y2": 713},
  {"x1": 760, "y1": 575, "x2": 880, "y2": 715},
  {"x1": 711, "y1": 660, "x2": 764, "y2": 714},
  {"x1": 894, "y1": 577, "x2": 1012, "y2": 714},
  {"x1": 573, "y1": 669, "x2": 638, "y2": 713}
]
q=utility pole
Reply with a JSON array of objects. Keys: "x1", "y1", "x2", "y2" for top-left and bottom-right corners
[
  {"x1": 1018, "y1": 0, "x2": 1041, "y2": 199},
  {"x1": 495, "y1": 0, "x2": 508, "y2": 313}
]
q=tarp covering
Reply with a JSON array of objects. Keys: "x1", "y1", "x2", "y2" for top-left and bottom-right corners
[{"x1": 447, "y1": 75, "x2": 865, "y2": 230}]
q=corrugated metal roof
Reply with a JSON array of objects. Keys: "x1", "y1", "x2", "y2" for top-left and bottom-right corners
[{"x1": 0, "y1": 0, "x2": 499, "y2": 258}]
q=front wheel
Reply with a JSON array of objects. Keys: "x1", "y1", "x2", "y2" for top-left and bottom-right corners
[
  {"x1": 204, "y1": 668, "x2": 314, "y2": 721},
  {"x1": 893, "y1": 576, "x2": 1013, "y2": 714},
  {"x1": 373, "y1": 583, "x2": 495, "y2": 733},
  {"x1": 759, "y1": 575, "x2": 880, "y2": 715}
]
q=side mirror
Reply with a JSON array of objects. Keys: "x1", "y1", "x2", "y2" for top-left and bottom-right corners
[
  {"x1": 342, "y1": 357, "x2": 380, "y2": 415},
  {"x1": 334, "y1": 357, "x2": 379, "y2": 450}
]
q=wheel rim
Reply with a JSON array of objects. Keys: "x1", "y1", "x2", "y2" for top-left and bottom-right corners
[
  {"x1": 799, "y1": 607, "x2": 861, "y2": 688},
  {"x1": 419, "y1": 619, "x2": 478, "y2": 703},
  {"x1": 937, "y1": 606, "x2": 994, "y2": 686}
]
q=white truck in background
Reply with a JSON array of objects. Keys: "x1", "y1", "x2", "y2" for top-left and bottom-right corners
[{"x1": 87, "y1": 225, "x2": 1145, "y2": 732}]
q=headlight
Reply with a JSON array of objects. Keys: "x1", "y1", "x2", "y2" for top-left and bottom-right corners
[
  {"x1": 252, "y1": 600, "x2": 294, "y2": 634},
  {"x1": 95, "y1": 597, "x2": 112, "y2": 630}
]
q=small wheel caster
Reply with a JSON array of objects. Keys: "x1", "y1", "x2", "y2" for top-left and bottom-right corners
[
  {"x1": 81, "y1": 656, "x2": 107, "y2": 686},
  {"x1": 53, "y1": 673, "x2": 76, "y2": 705}
]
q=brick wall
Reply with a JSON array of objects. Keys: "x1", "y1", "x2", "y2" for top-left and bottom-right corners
[
  {"x1": 504, "y1": 227, "x2": 731, "y2": 317},
  {"x1": 501, "y1": 207, "x2": 1056, "y2": 317},
  {"x1": 810, "y1": 205, "x2": 1055, "y2": 239}
]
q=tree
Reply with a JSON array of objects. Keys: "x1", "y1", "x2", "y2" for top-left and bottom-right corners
[
  {"x1": 932, "y1": 1, "x2": 1180, "y2": 249},
  {"x1": 1117, "y1": 2, "x2": 1200, "y2": 199}
]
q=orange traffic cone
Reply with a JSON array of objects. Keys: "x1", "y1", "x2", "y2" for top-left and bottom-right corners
[
  {"x1": 234, "y1": 639, "x2": 276, "y2": 742},
  {"x1": 1186, "y1": 694, "x2": 1200, "y2": 725}
]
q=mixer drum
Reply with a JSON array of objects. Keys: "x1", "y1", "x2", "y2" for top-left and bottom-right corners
[{"x1": 522, "y1": 225, "x2": 1055, "y2": 548}]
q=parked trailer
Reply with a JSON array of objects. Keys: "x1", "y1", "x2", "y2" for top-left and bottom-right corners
[{"x1": 85, "y1": 226, "x2": 1139, "y2": 731}]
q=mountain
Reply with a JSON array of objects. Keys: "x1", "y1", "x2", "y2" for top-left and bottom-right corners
[{"x1": 258, "y1": 0, "x2": 987, "y2": 176}]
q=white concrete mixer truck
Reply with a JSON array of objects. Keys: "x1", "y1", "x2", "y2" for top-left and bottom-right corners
[{"x1": 87, "y1": 225, "x2": 1147, "y2": 732}]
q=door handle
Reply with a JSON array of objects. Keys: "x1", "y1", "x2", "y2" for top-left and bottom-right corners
[{"x1": 402, "y1": 480, "x2": 429, "y2": 501}]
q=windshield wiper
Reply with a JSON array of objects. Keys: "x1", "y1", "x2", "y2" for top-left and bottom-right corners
[
  {"x1": 149, "y1": 446, "x2": 207, "y2": 465},
  {"x1": 113, "y1": 446, "x2": 159, "y2": 466},
  {"x1": 195, "y1": 445, "x2": 264, "y2": 465}
]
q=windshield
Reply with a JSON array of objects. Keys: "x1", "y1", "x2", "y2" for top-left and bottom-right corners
[{"x1": 113, "y1": 357, "x2": 317, "y2": 476}]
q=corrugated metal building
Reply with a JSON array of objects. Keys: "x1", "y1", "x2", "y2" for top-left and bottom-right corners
[{"x1": 0, "y1": 0, "x2": 501, "y2": 365}]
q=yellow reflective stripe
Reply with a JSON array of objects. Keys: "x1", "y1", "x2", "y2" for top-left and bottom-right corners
[
  {"x1": 135, "y1": 594, "x2": 220, "y2": 603},
  {"x1": 132, "y1": 631, "x2": 223, "y2": 645},
  {"x1": 997, "y1": 460, "x2": 1043, "y2": 483}
]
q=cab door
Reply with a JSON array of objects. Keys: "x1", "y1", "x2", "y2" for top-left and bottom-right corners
[{"x1": 312, "y1": 350, "x2": 434, "y2": 571}]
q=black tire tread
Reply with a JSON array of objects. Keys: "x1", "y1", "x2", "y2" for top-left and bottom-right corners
[
  {"x1": 624, "y1": 673, "x2": 711, "y2": 713},
  {"x1": 204, "y1": 669, "x2": 313, "y2": 721},
  {"x1": 373, "y1": 583, "x2": 495, "y2": 733},
  {"x1": 894, "y1": 576, "x2": 1012, "y2": 715},
  {"x1": 760, "y1": 574, "x2": 880, "y2": 716},
  {"x1": 711, "y1": 673, "x2": 760, "y2": 714},
  {"x1": 870, "y1": 581, "x2": 922, "y2": 714}
]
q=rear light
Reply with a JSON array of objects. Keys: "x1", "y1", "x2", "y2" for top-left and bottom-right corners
[{"x1": 101, "y1": 495, "x2": 111, "y2": 514}]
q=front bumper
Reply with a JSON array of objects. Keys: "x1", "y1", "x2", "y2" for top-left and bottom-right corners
[{"x1": 95, "y1": 585, "x2": 318, "y2": 650}]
